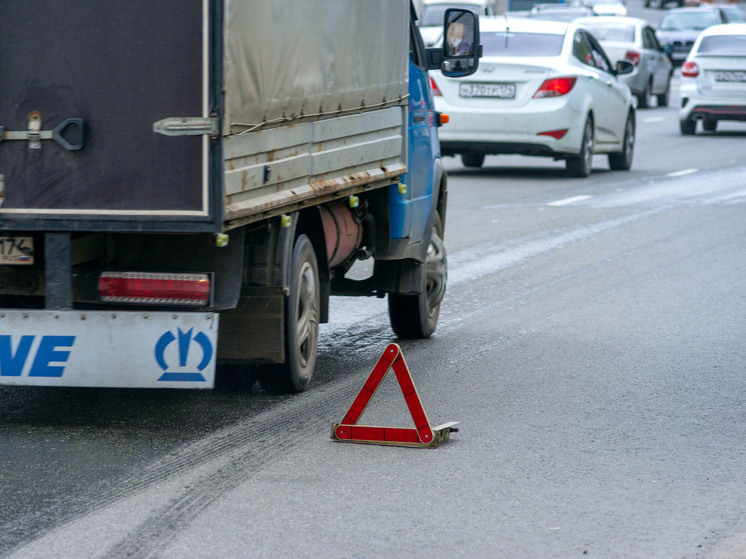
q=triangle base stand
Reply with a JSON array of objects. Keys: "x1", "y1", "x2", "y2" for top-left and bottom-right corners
[{"x1": 330, "y1": 343, "x2": 459, "y2": 448}]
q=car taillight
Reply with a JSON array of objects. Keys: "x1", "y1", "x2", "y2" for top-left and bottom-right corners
[
  {"x1": 681, "y1": 61, "x2": 700, "y2": 78},
  {"x1": 537, "y1": 129, "x2": 568, "y2": 139},
  {"x1": 99, "y1": 272, "x2": 210, "y2": 306},
  {"x1": 533, "y1": 77, "x2": 577, "y2": 98},
  {"x1": 430, "y1": 77, "x2": 443, "y2": 96},
  {"x1": 624, "y1": 50, "x2": 641, "y2": 66}
]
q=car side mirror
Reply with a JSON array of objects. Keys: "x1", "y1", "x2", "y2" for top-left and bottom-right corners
[
  {"x1": 616, "y1": 60, "x2": 635, "y2": 75},
  {"x1": 426, "y1": 8, "x2": 481, "y2": 77}
]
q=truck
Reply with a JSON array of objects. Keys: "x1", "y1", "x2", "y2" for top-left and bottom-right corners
[{"x1": 0, "y1": 1, "x2": 480, "y2": 391}]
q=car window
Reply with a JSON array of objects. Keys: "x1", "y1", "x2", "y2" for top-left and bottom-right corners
[
  {"x1": 574, "y1": 29, "x2": 595, "y2": 66},
  {"x1": 481, "y1": 32, "x2": 565, "y2": 56},
  {"x1": 644, "y1": 27, "x2": 663, "y2": 51},
  {"x1": 586, "y1": 32, "x2": 613, "y2": 72},
  {"x1": 574, "y1": 30, "x2": 611, "y2": 71},
  {"x1": 720, "y1": 7, "x2": 745, "y2": 23},
  {"x1": 659, "y1": 11, "x2": 721, "y2": 31},
  {"x1": 696, "y1": 36, "x2": 746, "y2": 56},
  {"x1": 642, "y1": 27, "x2": 653, "y2": 49},
  {"x1": 583, "y1": 22, "x2": 636, "y2": 43}
]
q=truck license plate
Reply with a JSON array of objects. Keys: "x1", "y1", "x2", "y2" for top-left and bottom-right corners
[{"x1": 0, "y1": 235, "x2": 34, "y2": 265}]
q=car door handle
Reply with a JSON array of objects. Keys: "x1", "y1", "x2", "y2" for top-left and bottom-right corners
[{"x1": 413, "y1": 114, "x2": 426, "y2": 123}]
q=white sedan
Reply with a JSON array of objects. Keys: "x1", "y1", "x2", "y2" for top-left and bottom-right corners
[
  {"x1": 433, "y1": 18, "x2": 637, "y2": 177},
  {"x1": 679, "y1": 24, "x2": 746, "y2": 135}
]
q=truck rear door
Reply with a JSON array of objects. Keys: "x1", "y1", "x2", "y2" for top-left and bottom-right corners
[{"x1": 0, "y1": 1, "x2": 218, "y2": 232}]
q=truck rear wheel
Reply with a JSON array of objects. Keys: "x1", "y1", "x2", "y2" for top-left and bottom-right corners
[
  {"x1": 282, "y1": 234, "x2": 320, "y2": 391},
  {"x1": 388, "y1": 213, "x2": 446, "y2": 339}
]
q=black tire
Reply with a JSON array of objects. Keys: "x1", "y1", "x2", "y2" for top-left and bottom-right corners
[
  {"x1": 657, "y1": 76, "x2": 671, "y2": 107},
  {"x1": 461, "y1": 153, "x2": 485, "y2": 168},
  {"x1": 388, "y1": 212, "x2": 446, "y2": 339},
  {"x1": 281, "y1": 234, "x2": 320, "y2": 392},
  {"x1": 703, "y1": 120, "x2": 717, "y2": 132},
  {"x1": 637, "y1": 82, "x2": 652, "y2": 109},
  {"x1": 680, "y1": 118, "x2": 696, "y2": 135},
  {"x1": 566, "y1": 117, "x2": 593, "y2": 178},
  {"x1": 609, "y1": 112, "x2": 635, "y2": 171}
]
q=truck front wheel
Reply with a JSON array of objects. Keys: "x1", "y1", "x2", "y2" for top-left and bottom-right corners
[
  {"x1": 388, "y1": 213, "x2": 446, "y2": 339},
  {"x1": 282, "y1": 234, "x2": 320, "y2": 391}
]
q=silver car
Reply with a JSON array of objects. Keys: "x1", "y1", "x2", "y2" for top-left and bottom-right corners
[{"x1": 578, "y1": 16, "x2": 674, "y2": 108}]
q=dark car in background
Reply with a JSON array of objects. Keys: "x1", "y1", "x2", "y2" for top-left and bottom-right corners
[{"x1": 655, "y1": 7, "x2": 725, "y2": 65}]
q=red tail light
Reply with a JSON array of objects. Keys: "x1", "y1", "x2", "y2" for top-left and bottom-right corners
[
  {"x1": 681, "y1": 61, "x2": 700, "y2": 78},
  {"x1": 537, "y1": 129, "x2": 568, "y2": 139},
  {"x1": 533, "y1": 77, "x2": 577, "y2": 98},
  {"x1": 99, "y1": 272, "x2": 210, "y2": 306},
  {"x1": 624, "y1": 50, "x2": 641, "y2": 66},
  {"x1": 430, "y1": 77, "x2": 443, "y2": 97}
]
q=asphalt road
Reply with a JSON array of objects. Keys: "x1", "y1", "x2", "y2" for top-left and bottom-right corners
[{"x1": 2, "y1": 15, "x2": 746, "y2": 559}]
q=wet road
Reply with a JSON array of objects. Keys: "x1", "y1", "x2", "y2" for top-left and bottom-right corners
[{"x1": 2, "y1": 58, "x2": 746, "y2": 559}]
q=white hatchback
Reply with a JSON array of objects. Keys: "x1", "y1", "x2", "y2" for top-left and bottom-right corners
[
  {"x1": 432, "y1": 18, "x2": 636, "y2": 176},
  {"x1": 679, "y1": 24, "x2": 746, "y2": 135}
]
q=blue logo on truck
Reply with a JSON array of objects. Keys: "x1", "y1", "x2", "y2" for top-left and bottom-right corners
[
  {"x1": 155, "y1": 328, "x2": 212, "y2": 382},
  {"x1": 0, "y1": 335, "x2": 75, "y2": 377}
]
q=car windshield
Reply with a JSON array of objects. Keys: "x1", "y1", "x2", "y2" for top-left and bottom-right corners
[
  {"x1": 720, "y1": 7, "x2": 745, "y2": 22},
  {"x1": 697, "y1": 36, "x2": 746, "y2": 55},
  {"x1": 658, "y1": 12, "x2": 720, "y2": 31},
  {"x1": 481, "y1": 32, "x2": 565, "y2": 56},
  {"x1": 583, "y1": 23, "x2": 636, "y2": 42},
  {"x1": 421, "y1": 3, "x2": 480, "y2": 26}
]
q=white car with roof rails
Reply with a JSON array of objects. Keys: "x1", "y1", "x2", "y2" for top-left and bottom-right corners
[
  {"x1": 432, "y1": 17, "x2": 637, "y2": 176},
  {"x1": 679, "y1": 23, "x2": 746, "y2": 134}
]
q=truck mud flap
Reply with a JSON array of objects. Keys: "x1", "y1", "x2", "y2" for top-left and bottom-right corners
[{"x1": 0, "y1": 311, "x2": 218, "y2": 389}]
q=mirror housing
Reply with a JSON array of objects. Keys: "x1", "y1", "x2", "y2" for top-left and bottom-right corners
[
  {"x1": 615, "y1": 59, "x2": 635, "y2": 76},
  {"x1": 426, "y1": 8, "x2": 481, "y2": 78}
]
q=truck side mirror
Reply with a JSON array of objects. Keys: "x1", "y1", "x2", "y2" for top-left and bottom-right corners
[{"x1": 426, "y1": 8, "x2": 481, "y2": 78}]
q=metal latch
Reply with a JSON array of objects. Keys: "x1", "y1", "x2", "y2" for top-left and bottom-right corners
[
  {"x1": 0, "y1": 111, "x2": 85, "y2": 151},
  {"x1": 153, "y1": 117, "x2": 219, "y2": 137}
]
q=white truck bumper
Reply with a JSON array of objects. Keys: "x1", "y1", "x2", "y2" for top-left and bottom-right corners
[{"x1": 0, "y1": 310, "x2": 218, "y2": 389}]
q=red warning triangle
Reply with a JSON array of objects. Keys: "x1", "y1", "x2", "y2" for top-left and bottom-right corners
[{"x1": 331, "y1": 343, "x2": 458, "y2": 448}]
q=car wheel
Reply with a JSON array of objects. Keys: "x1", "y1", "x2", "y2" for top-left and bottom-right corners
[
  {"x1": 608, "y1": 112, "x2": 635, "y2": 171},
  {"x1": 281, "y1": 234, "x2": 319, "y2": 392},
  {"x1": 388, "y1": 212, "x2": 446, "y2": 339},
  {"x1": 566, "y1": 117, "x2": 593, "y2": 178},
  {"x1": 656, "y1": 76, "x2": 671, "y2": 107},
  {"x1": 461, "y1": 153, "x2": 485, "y2": 168},
  {"x1": 703, "y1": 120, "x2": 717, "y2": 132},
  {"x1": 680, "y1": 118, "x2": 696, "y2": 135}
]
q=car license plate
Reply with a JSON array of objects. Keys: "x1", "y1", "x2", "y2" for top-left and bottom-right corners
[
  {"x1": 460, "y1": 82, "x2": 516, "y2": 99},
  {"x1": 715, "y1": 71, "x2": 746, "y2": 83},
  {"x1": 0, "y1": 235, "x2": 34, "y2": 265}
]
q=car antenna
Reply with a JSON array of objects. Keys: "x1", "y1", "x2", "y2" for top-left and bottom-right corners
[{"x1": 504, "y1": 11, "x2": 511, "y2": 46}]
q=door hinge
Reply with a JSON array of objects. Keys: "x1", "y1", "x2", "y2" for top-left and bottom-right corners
[{"x1": 153, "y1": 116, "x2": 219, "y2": 137}]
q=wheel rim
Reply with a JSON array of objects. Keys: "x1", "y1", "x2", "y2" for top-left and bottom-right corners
[
  {"x1": 424, "y1": 227, "x2": 447, "y2": 318},
  {"x1": 295, "y1": 261, "x2": 318, "y2": 370}
]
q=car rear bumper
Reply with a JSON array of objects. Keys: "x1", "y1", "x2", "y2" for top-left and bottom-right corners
[
  {"x1": 435, "y1": 98, "x2": 585, "y2": 156},
  {"x1": 683, "y1": 104, "x2": 746, "y2": 122}
]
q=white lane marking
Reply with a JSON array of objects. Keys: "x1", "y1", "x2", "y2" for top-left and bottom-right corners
[
  {"x1": 548, "y1": 195, "x2": 592, "y2": 206},
  {"x1": 643, "y1": 117, "x2": 665, "y2": 123},
  {"x1": 668, "y1": 168, "x2": 698, "y2": 177}
]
